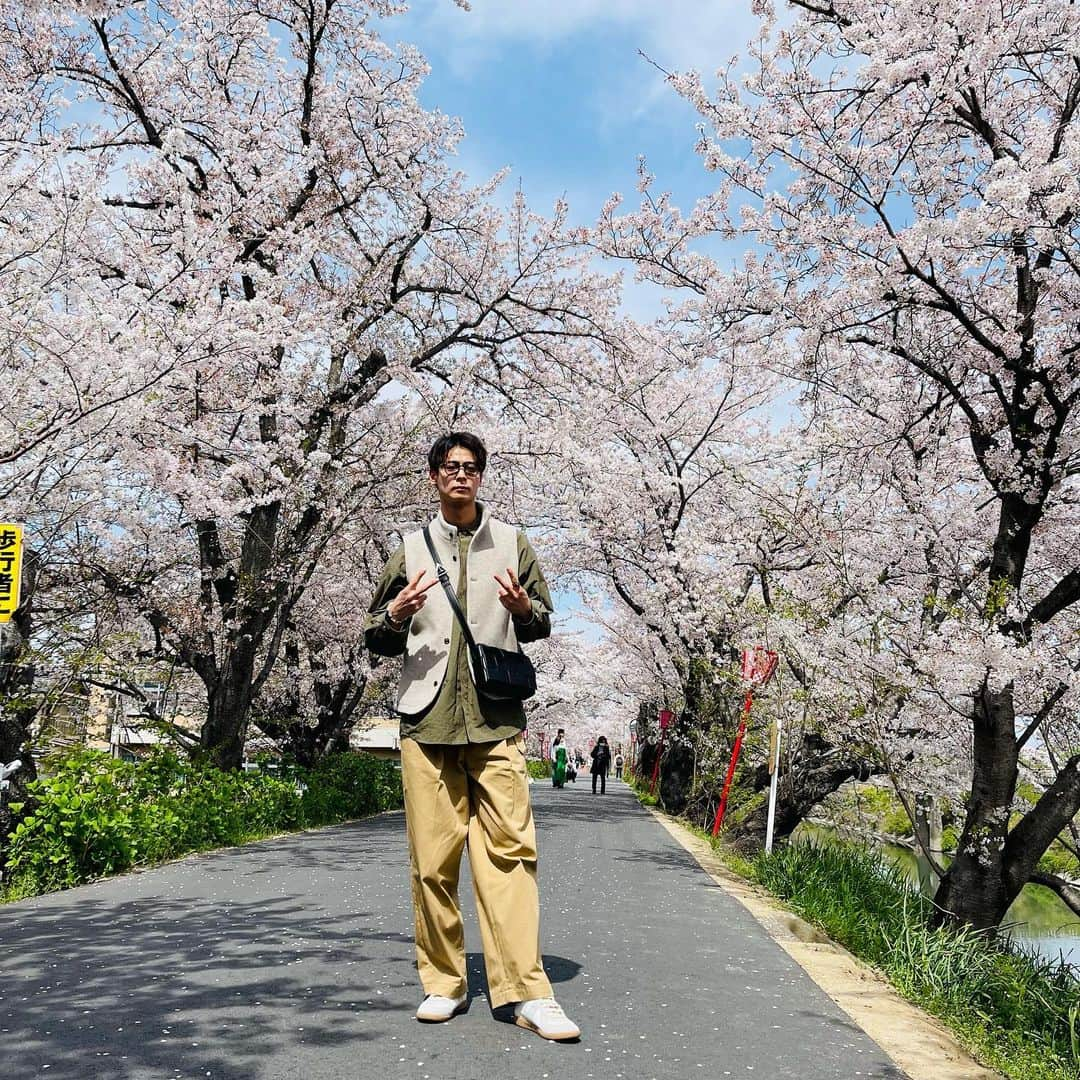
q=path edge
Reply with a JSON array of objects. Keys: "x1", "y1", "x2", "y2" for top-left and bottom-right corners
[
  {"x1": 2, "y1": 809, "x2": 408, "y2": 907},
  {"x1": 644, "y1": 803, "x2": 1003, "y2": 1080}
]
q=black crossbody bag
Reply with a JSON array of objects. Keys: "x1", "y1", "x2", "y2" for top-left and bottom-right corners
[{"x1": 423, "y1": 527, "x2": 537, "y2": 702}]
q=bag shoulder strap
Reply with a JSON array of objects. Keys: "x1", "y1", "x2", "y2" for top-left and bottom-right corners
[{"x1": 422, "y1": 526, "x2": 478, "y2": 650}]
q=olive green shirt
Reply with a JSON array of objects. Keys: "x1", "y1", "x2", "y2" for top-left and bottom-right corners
[{"x1": 364, "y1": 516, "x2": 553, "y2": 745}]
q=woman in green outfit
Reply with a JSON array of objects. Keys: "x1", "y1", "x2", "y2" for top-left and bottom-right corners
[{"x1": 550, "y1": 730, "x2": 568, "y2": 788}]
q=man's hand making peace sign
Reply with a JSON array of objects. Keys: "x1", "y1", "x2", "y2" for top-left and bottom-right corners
[
  {"x1": 387, "y1": 569, "x2": 438, "y2": 627},
  {"x1": 493, "y1": 567, "x2": 534, "y2": 620}
]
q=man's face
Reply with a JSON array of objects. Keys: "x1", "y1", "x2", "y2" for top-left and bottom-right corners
[{"x1": 430, "y1": 445, "x2": 482, "y2": 506}]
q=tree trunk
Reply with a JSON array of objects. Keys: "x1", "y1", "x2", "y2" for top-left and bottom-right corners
[
  {"x1": 723, "y1": 732, "x2": 880, "y2": 852},
  {"x1": 932, "y1": 681, "x2": 1018, "y2": 930},
  {"x1": 250, "y1": 642, "x2": 367, "y2": 768},
  {"x1": 931, "y1": 616, "x2": 1080, "y2": 930},
  {"x1": 0, "y1": 551, "x2": 40, "y2": 866},
  {"x1": 1003, "y1": 752, "x2": 1080, "y2": 900},
  {"x1": 199, "y1": 637, "x2": 259, "y2": 771},
  {"x1": 658, "y1": 741, "x2": 695, "y2": 813},
  {"x1": 0, "y1": 637, "x2": 39, "y2": 864}
]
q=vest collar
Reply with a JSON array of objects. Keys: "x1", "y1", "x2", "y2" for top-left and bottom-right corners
[{"x1": 430, "y1": 501, "x2": 489, "y2": 543}]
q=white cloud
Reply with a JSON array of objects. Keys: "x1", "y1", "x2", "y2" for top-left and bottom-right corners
[
  {"x1": 402, "y1": 0, "x2": 760, "y2": 85},
  {"x1": 374, "y1": 1, "x2": 768, "y2": 285}
]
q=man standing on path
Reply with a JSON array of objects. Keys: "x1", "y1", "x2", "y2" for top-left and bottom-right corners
[{"x1": 364, "y1": 432, "x2": 580, "y2": 1042}]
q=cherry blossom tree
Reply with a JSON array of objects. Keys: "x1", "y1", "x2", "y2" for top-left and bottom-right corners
[
  {"x1": 513, "y1": 321, "x2": 791, "y2": 813},
  {"x1": 599, "y1": 0, "x2": 1080, "y2": 927},
  {"x1": 2, "y1": 0, "x2": 616, "y2": 770},
  {"x1": 0, "y1": 5, "x2": 124, "y2": 818}
]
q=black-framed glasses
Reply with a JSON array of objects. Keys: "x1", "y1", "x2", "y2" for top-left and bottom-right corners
[{"x1": 439, "y1": 461, "x2": 481, "y2": 477}]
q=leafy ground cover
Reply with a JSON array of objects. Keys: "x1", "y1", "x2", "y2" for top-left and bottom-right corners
[
  {"x1": 526, "y1": 758, "x2": 552, "y2": 780},
  {"x1": 2, "y1": 749, "x2": 402, "y2": 900}
]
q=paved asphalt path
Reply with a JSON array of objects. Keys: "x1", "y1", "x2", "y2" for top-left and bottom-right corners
[{"x1": 1, "y1": 778, "x2": 906, "y2": 1080}]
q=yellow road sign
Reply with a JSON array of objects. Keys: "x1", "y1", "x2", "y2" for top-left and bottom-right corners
[{"x1": 0, "y1": 524, "x2": 24, "y2": 622}]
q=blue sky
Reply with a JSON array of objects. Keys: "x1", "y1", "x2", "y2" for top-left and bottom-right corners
[{"x1": 377, "y1": 1, "x2": 761, "y2": 230}]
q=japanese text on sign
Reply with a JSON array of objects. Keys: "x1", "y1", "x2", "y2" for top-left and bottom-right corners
[{"x1": 0, "y1": 525, "x2": 24, "y2": 622}]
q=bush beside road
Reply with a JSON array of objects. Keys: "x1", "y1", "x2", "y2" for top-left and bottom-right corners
[{"x1": 2, "y1": 749, "x2": 402, "y2": 900}]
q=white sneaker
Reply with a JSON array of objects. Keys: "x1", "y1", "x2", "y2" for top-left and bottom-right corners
[
  {"x1": 513, "y1": 997, "x2": 581, "y2": 1041},
  {"x1": 415, "y1": 993, "x2": 468, "y2": 1022}
]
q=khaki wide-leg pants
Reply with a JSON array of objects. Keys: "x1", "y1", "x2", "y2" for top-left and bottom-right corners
[{"x1": 401, "y1": 734, "x2": 552, "y2": 1008}]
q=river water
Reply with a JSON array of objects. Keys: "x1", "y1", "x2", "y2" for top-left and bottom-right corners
[{"x1": 796, "y1": 824, "x2": 1080, "y2": 972}]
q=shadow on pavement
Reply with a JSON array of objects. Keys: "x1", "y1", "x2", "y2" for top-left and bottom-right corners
[
  {"x1": 208, "y1": 811, "x2": 404, "y2": 874},
  {"x1": 1, "y1": 786, "x2": 913, "y2": 1080},
  {"x1": 465, "y1": 951, "x2": 582, "y2": 1003},
  {"x1": 532, "y1": 789, "x2": 644, "y2": 827},
  {"x1": 0, "y1": 817, "x2": 414, "y2": 1080},
  {"x1": 608, "y1": 844, "x2": 720, "y2": 876}
]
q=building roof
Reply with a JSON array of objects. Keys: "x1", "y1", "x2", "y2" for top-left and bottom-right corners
[{"x1": 349, "y1": 718, "x2": 400, "y2": 753}]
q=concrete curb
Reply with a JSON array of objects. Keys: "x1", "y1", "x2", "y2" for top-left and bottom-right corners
[{"x1": 645, "y1": 805, "x2": 1003, "y2": 1080}]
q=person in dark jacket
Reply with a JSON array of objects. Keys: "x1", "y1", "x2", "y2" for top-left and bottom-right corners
[{"x1": 590, "y1": 736, "x2": 612, "y2": 795}]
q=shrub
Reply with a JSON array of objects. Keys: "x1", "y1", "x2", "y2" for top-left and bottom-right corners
[
  {"x1": 882, "y1": 804, "x2": 914, "y2": 838},
  {"x1": 3, "y1": 748, "x2": 402, "y2": 900},
  {"x1": 299, "y1": 752, "x2": 403, "y2": 824},
  {"x1": 526, "y1": 758, "x2": 552, "y2": 780}
]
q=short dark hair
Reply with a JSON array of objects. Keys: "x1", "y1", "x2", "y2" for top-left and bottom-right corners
[{"x1": 428, "y1": 432, "x2": 487, "y2": 474}]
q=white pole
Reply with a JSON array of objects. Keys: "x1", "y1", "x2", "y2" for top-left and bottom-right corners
[{"x1": 765, "y1": 715, "x2": 782, "y2": 854}]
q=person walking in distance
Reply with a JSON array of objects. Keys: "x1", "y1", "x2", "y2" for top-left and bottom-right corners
[
  {"x1": 590, "y1": 736, "x2": 612, "y2": 795},
  {"x1": 614, "y1": 751, "x2": 624, "y2": 780},
  {"x1": 550, "y1": 729, "x2": 568, "y2": 789},
  {"x1": 365, "y1": 432, "x2": 580, "y2": 1042}
]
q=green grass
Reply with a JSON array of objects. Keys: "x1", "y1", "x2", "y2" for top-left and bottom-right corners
[
  {"x1": 752, "y1": 841, "x2": 1080, "y2": 1080},
  {"x1": 625, "y1": 772, "x2": 658, "y2": 806}
]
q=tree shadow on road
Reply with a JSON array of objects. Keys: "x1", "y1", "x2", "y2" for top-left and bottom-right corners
[
  {"x1": 790, "y1": 1010, "x2": 909, "y2": 1078},
  {"x1": 205, "y1": 811, "x2": 405, "y2": 875},
  {"x1": 607, "y1": 844, "x2": 719, "y2": 876},
  {"x1": 532, "y1": 788, "x2": 645, "y2": 828},
  {"x1": 0, "y1": 816, "x2": 419, "y2": 1080}
]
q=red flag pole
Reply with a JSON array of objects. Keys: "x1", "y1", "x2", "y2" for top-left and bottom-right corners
[
  {"x1": 712, "y1": 646, "x2": 778, "y2": 837},
  {"x1": 712, "y1": 690, "x2": 753, "y2": 836}
]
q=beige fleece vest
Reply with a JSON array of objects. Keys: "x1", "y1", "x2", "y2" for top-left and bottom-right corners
[{"x1": 397, "y1": 508, "x2": 521, "y2": 715}]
